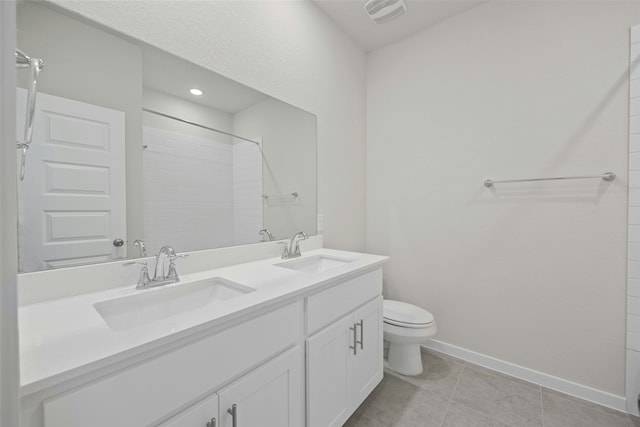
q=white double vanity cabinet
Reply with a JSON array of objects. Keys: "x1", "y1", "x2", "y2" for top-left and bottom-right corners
[{"x1": 18, "y1": 246, "x2": 388, "y2": 427}]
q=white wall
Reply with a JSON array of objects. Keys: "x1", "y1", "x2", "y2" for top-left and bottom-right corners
[
  {"x1": 367, "y1": 1, "x2": 638, "y2": 397},
  {"x1": 53, "y1": 0, "x2": 368, "y2": 251}
]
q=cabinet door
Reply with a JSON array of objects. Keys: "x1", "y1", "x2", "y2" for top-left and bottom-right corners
[
  {"x1": 353, "y1": 297, "x2": 383, "y2": 407},
  {"x1": 306, "y1": 314, "x2": 355, "y2": 427},
  {"x1": 218, "y1": 347, "x2": 302, "y2": 427},
  {"x1": 159, "y1": 394, "x2": 218, "y2": 427}
]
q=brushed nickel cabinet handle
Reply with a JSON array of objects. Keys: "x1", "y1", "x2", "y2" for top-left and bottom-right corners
[
  {"x1": 357, "y1": 319, "x2": 364, "y2": 350},
  {"x1": 206, "y1": 417, "x2": 216, "y2": 427},
  {"x1": 349, "y1": 323, "x2": 357, "y2": 355},
  {"x1": 227, "y1": 404, "x2": 237, "y2": 427}
]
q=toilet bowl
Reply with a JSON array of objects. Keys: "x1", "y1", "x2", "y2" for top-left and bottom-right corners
[{"x1": 383, "y1": 300, "x2": 437, "y2": 376}]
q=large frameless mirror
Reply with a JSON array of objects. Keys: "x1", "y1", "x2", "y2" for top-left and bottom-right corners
[{"x1": 16, "y1": 1, "x2": 317, "y2": 273}]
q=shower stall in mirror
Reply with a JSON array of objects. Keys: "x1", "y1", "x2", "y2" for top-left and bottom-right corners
[{"x1": 141, "y1": 107, "x2": 263, "y2": 256}]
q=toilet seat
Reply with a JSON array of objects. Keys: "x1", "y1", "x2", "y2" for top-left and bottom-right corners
[{"x1": 383, "y1": 300, "x2": 434, "y2": 329}]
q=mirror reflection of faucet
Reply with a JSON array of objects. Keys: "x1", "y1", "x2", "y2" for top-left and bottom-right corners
[
  {"x1": 123, "y1": 245, "x2": 188, "y2": 290},
  {"x1": 258, "y1": 229, "x2": 275, "y2": 242},
  {"x1": 133, "y1": 239, "x2": 147, "y2": 258}
]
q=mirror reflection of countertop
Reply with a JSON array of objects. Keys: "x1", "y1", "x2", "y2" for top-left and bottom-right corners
[{"x1": 19, "y1": 248, "x2": 388, "y2": 395}]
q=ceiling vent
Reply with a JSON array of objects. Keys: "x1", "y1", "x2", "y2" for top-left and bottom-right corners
[{"x1": 363, "y1": 0, "x2": 407, "y2": 24}]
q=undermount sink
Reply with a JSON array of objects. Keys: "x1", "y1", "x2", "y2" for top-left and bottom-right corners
[
  {"x1": 275, "y1": 254, "x2": 353, "y2": 274},
  {"x1": 94, "y1": 278, "x2": 255, "y2": 331}
]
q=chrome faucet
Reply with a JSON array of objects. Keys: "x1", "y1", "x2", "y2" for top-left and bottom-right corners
[
  {"x1": 281, "y1": 231, "x2": 308, "y2": 259},
  {"x1": 259, "y1": 228, "x2": 275, "y2": 242},
  {"x1": 126, "y1": 245, "x2": 186, "y2": 290}
]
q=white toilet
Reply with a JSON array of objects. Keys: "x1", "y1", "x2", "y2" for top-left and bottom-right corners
[{"x1": 383, "y1": 299, "x2": 437, "y2": 376}]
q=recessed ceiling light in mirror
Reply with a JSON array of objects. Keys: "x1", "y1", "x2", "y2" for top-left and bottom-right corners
[{"x1": 189, "y1": 88, "x2": 203, "y2": 96}]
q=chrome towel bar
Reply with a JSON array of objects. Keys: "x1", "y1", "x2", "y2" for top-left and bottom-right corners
[
  {"x1": 484, "y1": 172, "x2": 615, "y2": 187},
  {"x1": 261, "y1": 192, "x2": 298, "y2": 200}
]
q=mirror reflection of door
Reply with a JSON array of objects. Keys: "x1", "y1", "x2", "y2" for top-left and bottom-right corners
[{"x1": 17, "y1": 89, "x2": 126, "y2": 272}]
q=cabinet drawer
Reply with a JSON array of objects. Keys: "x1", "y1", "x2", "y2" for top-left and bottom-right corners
[
  {"x1": 306, "y1": 269, "x2": 382, "y2": 335},
  {"x1": 43, "y1": 301, "x2": 302, "y2": 427}
]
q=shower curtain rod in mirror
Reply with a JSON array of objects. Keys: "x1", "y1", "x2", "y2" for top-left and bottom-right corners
[{"x1": 142, "y1": 108, "x2": 260, "y2": 145}]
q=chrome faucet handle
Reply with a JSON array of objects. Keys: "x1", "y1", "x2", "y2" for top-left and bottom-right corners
[
  {"x1": 278, "y1": 240, "x2": 291, "y2": 259},
  {"x1": 123, "y1": 261, "x2": 151, "y2": 288},
  {"x1": 137, "y1": 263, "x2": 151, "y2": 288},
  {"x1": 166, "y1": 254, "x2": 187, "y2": 282},
  {"x1": 167, "y1": 259, "x2": 179, "y2": 282}
]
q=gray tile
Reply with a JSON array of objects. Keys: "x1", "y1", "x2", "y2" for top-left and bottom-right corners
[
  {"x1": 464, "y1": 364, "x2": 540, "y2": 390},
  {"x1": 441, "y1": 402, "x2": 512, "y2": 427},
  {"x1": 451, "y1": 365, "x2": 543, "y2": 427},
  {"x1": 352, "y1": 354, "x2": 640, "y2": 427},
  {"x1": 385, "y1": 348, "x2": 465, "y2": 400},
  {"x1": 543, "y1": 389, "x2": 640, "y2": 427},
  {"x1": 358, "y1": 374, "x2": 448, "y2": 427},
  {"x1": 343, "y1": 411, "x2": 383, "y2": 427}
]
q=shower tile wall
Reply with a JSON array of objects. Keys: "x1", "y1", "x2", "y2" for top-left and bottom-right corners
[
  {"x1": 233, "y1": 138, "x2": 263, "y2": 245},
  {"x1": 142, "y1": 126, "x2": 234, "y2": 254},
  {"x1": 628, "y1": 24, "x2": 640, "y2": 416}
]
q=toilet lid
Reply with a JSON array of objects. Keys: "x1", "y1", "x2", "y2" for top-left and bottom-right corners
[{"x1": 383, "y1": 300, "x2": 434, "y2": 327}]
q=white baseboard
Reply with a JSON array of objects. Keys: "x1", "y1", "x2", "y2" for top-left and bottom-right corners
[{"x1": 423, "y1": 339, "x2": 628, "y2": 414}]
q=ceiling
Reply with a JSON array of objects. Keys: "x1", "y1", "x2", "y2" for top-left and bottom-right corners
[
  {"x1": 143, "y1": 46, "x2": 268, "y2": 114},
  {"x1": 143, "y1": 1, "x2": 490, "y2": 110},
  {"x1": 311, "y1": 0, "x2": 485, "y2": 52}
]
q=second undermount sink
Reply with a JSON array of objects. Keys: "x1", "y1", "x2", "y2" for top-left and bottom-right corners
[
  {"x1": 94, "y1": 278, "x2": 255, "y2": 331},
  {"x1": 275, "y1": 254, "x2": 353, "y2": 274}
]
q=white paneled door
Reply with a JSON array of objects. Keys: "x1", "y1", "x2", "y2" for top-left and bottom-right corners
[{"x1": 17, "y1": 90, "x2": 126, "y2": 272}]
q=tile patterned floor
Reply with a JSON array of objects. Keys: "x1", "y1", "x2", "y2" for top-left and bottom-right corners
[{"x1": 344, "y1": 348, "x2": 640, "y2": 427}]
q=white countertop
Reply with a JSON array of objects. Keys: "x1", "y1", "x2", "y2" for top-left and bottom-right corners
[{"x1": 19, "y1": 248, "x2": 388, "y2": 396}]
